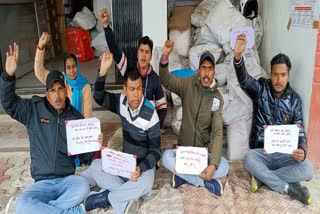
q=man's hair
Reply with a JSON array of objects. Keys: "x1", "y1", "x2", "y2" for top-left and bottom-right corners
[
  {"x1": 138, "y1": 36, "x2": 153, "y2": 53},
  {"x1": 270, "y1": 53, "x2": 291, "y2": 73},
  {"x1": 124, "y1": 68, "x2": 141, "y2": 85}
]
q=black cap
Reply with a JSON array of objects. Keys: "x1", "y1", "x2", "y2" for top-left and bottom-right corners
[
  {"x1": 199, "y1": 51, "x2": 215, "y2": 67},
  {"x1": 46, "y1": 70, "x2": 65, "y2": 90}
]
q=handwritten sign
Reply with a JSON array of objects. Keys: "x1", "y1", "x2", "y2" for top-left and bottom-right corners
[
  {"x1": 101, "y1": 148, "x2": 136, "y2": 179},
  {"x1": 230, "y1": 26, "x2": 255, "y2": 50},
  {"x1": 264, "y1": 125, "x2": 300, "y2": 154},
  {"x1": 175, "y1": 146, "x2": 208, "y2": 175},
  {"x1": 66, "y1": 117, "x2": 102, "y2": 156}
]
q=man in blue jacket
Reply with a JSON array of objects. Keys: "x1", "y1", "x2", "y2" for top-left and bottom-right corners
[
  {"x1": 233, "y1": 34, "x2": 313, "y2": 205},
  {"x1": 0, "y1": 43, "x2": 99, "y2": 214}
]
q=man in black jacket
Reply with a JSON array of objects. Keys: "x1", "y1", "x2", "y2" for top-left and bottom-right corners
[
  {"x1": 0, "y1": 43, "x2": 99, "y2": 214},
  {"x1": 233, "y1": 35, "x2": 313, "y2": 205}
]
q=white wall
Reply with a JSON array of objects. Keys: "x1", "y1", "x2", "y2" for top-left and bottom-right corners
[
  {"x1": 258, "y1": 0, "x2": 318, "y2": 131},
  {"x1": 142, "y1": 0, "x2": 167, "y2": 48}
]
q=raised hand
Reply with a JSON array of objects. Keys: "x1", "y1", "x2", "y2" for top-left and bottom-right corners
[
  {"x1": 5, "y1": 43, "x2": 19, "y2": 76},
  {"x1": 100, "y1": 8, "x2": 110, "y2": 28},
  {"x1": 162, "y1": 40, "x2": 174, "y2": 60},
  {"x1": 234, "y1": 34, "x2": 247, "y2": 61},
  {"x1": 38, "y1": 32, "x2": 50, "y2": 49},
  {"x1": 99, "y1": 51, "x2": 114, "y2": 77}
]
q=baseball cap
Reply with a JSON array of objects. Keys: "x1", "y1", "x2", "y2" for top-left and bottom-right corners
[
  {"x1": 199, "y1": 51, "x2": 215, "y2": 67},
  {"x1": 46, "y1": 70, "x2": 65, "y2": 90}
]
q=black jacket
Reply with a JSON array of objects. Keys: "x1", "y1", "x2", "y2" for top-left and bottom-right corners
[
  {"x1": 0, "y1": 72, "x2": 94, "y2": 181},
  {"x1": 233, "y1": 57, "x2": 308, "y2": 156}
]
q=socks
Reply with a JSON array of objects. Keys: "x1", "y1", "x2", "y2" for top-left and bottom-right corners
[{"x1": 284, "y1": 184, "x2": 289, "y2": 193}]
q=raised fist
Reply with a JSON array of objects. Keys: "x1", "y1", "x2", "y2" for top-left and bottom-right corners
[
  {"x1": 100, "y1": 8, "x2": 110, "y2": 28},
  {"x1": 38, "y1": 32, "x2": 50, "y2": 50}
]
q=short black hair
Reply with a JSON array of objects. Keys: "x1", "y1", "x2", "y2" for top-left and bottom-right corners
[
  {"x1": 138, "y1": 36, "x2": 153, "y2": 53},
  {"x1": 124, "y1": 68, "x2": 141, "y2": 85},
  {"x1": 270, "y1": 53, "x2": 291, "y2": 73}
]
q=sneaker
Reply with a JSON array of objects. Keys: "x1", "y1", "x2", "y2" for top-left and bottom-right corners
[
  {"x1": 251, "y1": 175, "x2": 264, "y2": 192},
  {"x1": 85, "y1": 189, "x2": 110, "y2": 211},
  {"x1": 124, "y1": 199, "x2": 140, "y2": 214},
  {"x1": 288, "y1": 183, "x2": 311, "y2": 205},
  {"x1": 79, "y1": 203, "x2": 86, "y2": 214},
  {"x1": 171, "y1": 174, "x2": 187, "y2": 189},
  {"x1": 204, "y1": 179, "x2": 223, "y2": 196}
]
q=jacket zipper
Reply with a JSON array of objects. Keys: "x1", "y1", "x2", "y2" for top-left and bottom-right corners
[
  {"x1": 53, "y1": 116, "x2": 60, "y2": 177},
  {"x1": 193, "y1": 89, "x2": 204, "y2": 146}
]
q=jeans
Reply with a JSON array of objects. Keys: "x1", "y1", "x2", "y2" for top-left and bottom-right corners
[
  {"x1": 161, "y1": 149, "x2": 229, "y2": 187},
  {"x1": 15, "y1": 175, "x2": 90, "y2": 214},
  {"x1": 244, "y1": 149, "x2": 314, "y2": 193},
  {"x1": 80, "y1": 159, "x2": 154, "y2": 214}
]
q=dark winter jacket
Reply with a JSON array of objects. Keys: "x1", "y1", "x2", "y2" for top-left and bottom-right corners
[
  {"x1": 0, "y1": 72, "x2": 94, "y2": 181},
  {"x1": 233, "y1": 57, "x2": 308, "y2": 157}
]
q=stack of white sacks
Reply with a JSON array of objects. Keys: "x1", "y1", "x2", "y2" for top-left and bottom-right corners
[
  {"x1": 71, "y1": 0, "x2": 111, "y2": 57},
  {"x1": 154, "y1": 0, "x2": 266, "y2": 160}
]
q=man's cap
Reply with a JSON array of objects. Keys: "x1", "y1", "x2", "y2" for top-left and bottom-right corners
[
  {"x1": 199, "y1": 51, "x2": 215, "y2": 67},
  {"x1": 46, "y1": 70, "x2": 65, "y2": 90}
]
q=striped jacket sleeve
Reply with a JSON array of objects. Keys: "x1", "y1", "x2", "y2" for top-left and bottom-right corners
[
  {"x1": 93, "y1": 73, "x2": 121, "y2": 115},
  {"x1": 138, "y1": 111, "x2": 161, "y2": 172}
]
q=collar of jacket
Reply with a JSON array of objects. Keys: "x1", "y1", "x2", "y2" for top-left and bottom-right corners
[
  {"x1": 137, "y1": 63, "x2": 153, "y2": 78},
  {"x1": 195, "y1": 77, "x2": 219, "y2": 93}
]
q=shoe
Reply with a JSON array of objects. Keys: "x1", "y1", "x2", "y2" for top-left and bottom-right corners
[
  {"x1": 288, "y1": 184, "x2": 311, "y2": 205},
  {"x1": 171, "y1": 174, "x2": 187, "y2": 189},
  {"x1": 79, "y1": 203, "x2": 86, "y2": 214},
  {"x1": 85, "y1": 189, "x2": 110, "y2": 211},
  {"x1": 204, "y1": 179, "x2": 223, "y2": 196},
  {"x1": 251, "y1": 175, "x2": 264, "y2": 192},
  {"x1": 124, "y1": 199, "x2": 140, "y2": 214}
]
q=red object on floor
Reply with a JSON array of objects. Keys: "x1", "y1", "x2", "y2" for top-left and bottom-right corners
[{"x1": 66, "y1": 28, "x2": 94, "y2": 62}]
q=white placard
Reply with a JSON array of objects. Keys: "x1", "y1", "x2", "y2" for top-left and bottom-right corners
[
  {"x1": 230, "y1": 26, "x2": 255, "y2": 50},
  {"x1": 175, "y1": 146, "x2": 208, "y2": 175},
  {"x1": 101, "y1": 148, "x2": 137, "y2": 179},
  {"x1": 264, "y1": 125, "x2": 300, "y2": 154},
  {"x1": 66, "y1": 117, "x2": 102, "y2": 156}
]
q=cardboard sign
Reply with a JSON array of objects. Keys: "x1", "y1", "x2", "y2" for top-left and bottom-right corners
[
  {"x1": 175, "y1": 146, "x2": 208, "y2": 175},
  {"x1": 66, "y1": 117, "x2": 102, "y2": 156},
  {"x1": 264, "y1": 125, "x2": 300, "y2": 154},
  {"x1": 101, "y1": 148, "x2": 137, "y2": 179},
  {"x1": 230, "y1": 26, "x2": 255, "y2": 50}
]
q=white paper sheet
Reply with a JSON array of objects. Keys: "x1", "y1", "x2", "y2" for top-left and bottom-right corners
[
  {"x1": 175, "y1": 146, "x2": 208, "y2": 175},
  {"x1": 264, "y1": 124, "x2": 300, "y2": 154},
  {"x1": 230, "y1": 26, "x2": 255, "y2": 50},
  {"x1": 66, "y1": 117, "x2": 102, "y2": 156},
  {"x1": 101, "y1": 148, "x2": 137, "y2": 179},
  {"x1": 289, "y1": 0, "x2": 317, "y2": 28}
]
